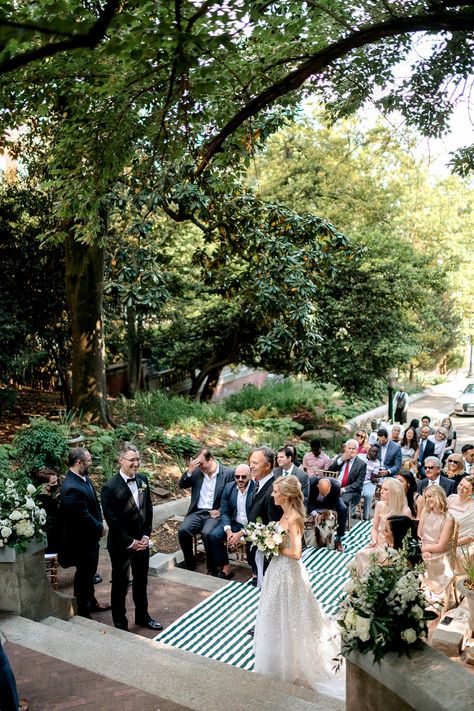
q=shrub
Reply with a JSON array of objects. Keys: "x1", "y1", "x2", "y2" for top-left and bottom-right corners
[{"x1": 11, "y1": 417, "x2": 69, "y2": 477}]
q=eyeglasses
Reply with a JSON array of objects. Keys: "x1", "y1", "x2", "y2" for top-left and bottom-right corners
[
  {"x1": 235, "y1": 475, "x2": 248, "y2": 480},
  {"x1": 425, "y1": 466, "x2": 437, "y2": 470},
  {"x1": 122, "y1": 457, "x2": 140, "y2": 463}
]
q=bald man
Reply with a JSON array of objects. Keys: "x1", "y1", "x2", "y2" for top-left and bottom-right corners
[
  {"x1": 307, "y1": 477, "x2": 347, "y2": 551},
  {"x1": 208, "y1": 463, "x2": 255, "y2": 579}
]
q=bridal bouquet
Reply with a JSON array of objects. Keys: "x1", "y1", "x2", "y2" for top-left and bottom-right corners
[
  {"x1": 244, "y1": 519, "x2": 286, "y2": 559},
  {"x1": 0, "y1": 475, "x2": 46, "y2": 552},
  {"x1": 338, "y1": 541, "x2": 437, "y2": 662}
]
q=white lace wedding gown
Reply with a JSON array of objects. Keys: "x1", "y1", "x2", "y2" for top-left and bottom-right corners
[{"x1": 253, "y1": 552, "x2": 345, "y2": 700}]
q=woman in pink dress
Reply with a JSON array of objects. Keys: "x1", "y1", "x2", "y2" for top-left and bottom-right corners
[{"x1": 418, "y1": 484, "x2": 454, "y2": 597}]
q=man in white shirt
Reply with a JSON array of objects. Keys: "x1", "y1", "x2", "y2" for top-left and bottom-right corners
[{"x1": 178, "y1": 448, "x2": 235, "y2": 573}]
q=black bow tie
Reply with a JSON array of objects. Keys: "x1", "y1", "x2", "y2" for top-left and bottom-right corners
[{"x1": 126, "y1": 477, "x2": 136, "y2": 484}]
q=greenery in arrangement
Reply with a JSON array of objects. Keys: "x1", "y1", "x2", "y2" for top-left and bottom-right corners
[
  {"x1": 457, "y1": 547, "x2": 474, "y2": 587},
  {"x1": 338, "y1": 544, "x2": 437, "y2": 663},
  {"x1": 0, "y1": 475, "x2": 46, "y2": 552}
]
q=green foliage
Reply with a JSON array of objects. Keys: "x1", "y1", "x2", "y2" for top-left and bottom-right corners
[
  {"x1": 0, "y1": 387, "x2": 17, "y2": 416},
  {"x1": 115, "y1": 390, "x2": 227, "y2": 430},
  {"x1": 11, "y1": 418, "x2": 69, "y2": 476}
]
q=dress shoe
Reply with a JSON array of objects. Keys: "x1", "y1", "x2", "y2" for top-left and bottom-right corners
[
  {"x1": 248, "y1": 577, "x2": 258, "y2": 587},
  {"x1": 247, "y1": 627, "x2": 255, "y2": 637},
  {"x1": 90, "y1": 603, "x2": 112, "y2": 612},
  {"x1": 114, "y1": 621, "x2": 129, "y2": 631},
  {"x1": 135, "y1": 618, "x2": 164, "y2": 631},
  {"x1": 334, "y1": 539, "x2": 344, "y2": 553},
  {"x1": 93, "y1": 573, "x2": 103, "y2": 584},
  {"x1": 217, "y1": 570, "x2": 234, "y2": 580}
]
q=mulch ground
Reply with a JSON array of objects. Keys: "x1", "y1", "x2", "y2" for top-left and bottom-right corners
[{"x1": 0, "y1": 388, "x2": 63, "y2": 443}]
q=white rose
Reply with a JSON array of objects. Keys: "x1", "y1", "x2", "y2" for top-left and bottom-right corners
[
  {"x1": 26, "y1": 483, "x2": 36, "y2": 495},
  {"x1": 9, "y1": 510, "x2": 23, "y2": 521},
  {"x1": 273, "y1": 533, "x2": 283, "y2": 545},
  {"x1": 25, "y1": 497, "x2": 35, "y2": 510},
  {"x1": 355, "y1": 615, "x2": 371, "y2": 642},
  {"x1": 257, "y1": 543, "x2": 266, "y2": 552},
  {"x1": 15, "y1": 520, "x2": 35, "y2": 538},
  {"x1": 401, "y1": 628, "x2": 417, "y2": 644},
  {"x1": 411, "y1": 605, "x2": 424, "y2": 620},
  {"x1": 1, "y1": 526, "x2": 12, "y2": 539}
]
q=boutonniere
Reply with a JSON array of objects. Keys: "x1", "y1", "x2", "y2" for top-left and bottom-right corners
[{"x1": 138, "y1": 481, "x2": 147, "y2": 494}]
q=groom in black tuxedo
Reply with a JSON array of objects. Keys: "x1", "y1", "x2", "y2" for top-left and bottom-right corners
[
  {"x1": 101, "y1": 443, "x2": 163, "y2": 632},
  {"x1": 58, "y1": 447, "x2": 108, "y2": 618}
]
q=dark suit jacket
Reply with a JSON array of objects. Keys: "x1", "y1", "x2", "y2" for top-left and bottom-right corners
[
  {"x1": 101, "y1": 473, "x2": 153, "y2": 554},
  {"x1": 417, "y1": 476, "x2": 457, "y2": 497},
  {"x1": 59, "y1": 470, "x2": 103, "y2": 567},
  {"x1": 179, "y1": 463, "x2": 235, "y2": 514},
  {"x1": 248, "y1": 475, "x2": 282, "y2": 525},
  {"x1": 220, "y1": 480, "x2": 255, "y2": 528},
  {"x1": 307, "y1": 477, "x2": 341, "y2": 513},
  {"x1": 272, "y1": 465, "x2": 309, "y2": 506},
  {"x1": 328, "y1": 456, "x2": 366, "y2": 495},
  {"x1": 417, "y1": 438, "x2": 435, "y2": 466},
  {"x1": 377, "y1": 440, "x2": 402, "y2": 476}
]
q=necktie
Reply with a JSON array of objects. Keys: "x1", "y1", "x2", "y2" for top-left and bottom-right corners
[
  {"x1": 252, "y1": 481, "x2": 260, "y2": 502},
  {"x1": 341, "y1": 461, "x2": 350, "y2": 488},
  {"x1": 419, "y1": 441, "x2": 424, "y2": 461}
]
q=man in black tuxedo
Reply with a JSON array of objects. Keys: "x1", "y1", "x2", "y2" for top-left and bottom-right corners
[
  {"x1": 247, "y1": 447, "x2": 283, "y2": 582},
  {"x1": 59, "y1": 448, "x2": 108, "y2": 618},
  {"x1": 307, "y1": 477, "x2": 347, "y2": 551},
  {"x1": 417, "y1": 456, "x2": 456, "y2": 497},
  {"x1": 417, "y1": 426, "x2": 436, "y2": 478},
  {"x1": 273, "y1": 446, "x2": 309, "y2": 508},
  {"x1": 178, "y1": 448, "x2": 235, "y2": 574},
  {"x1": 101, "y1": 443, "x2": 162, "y2": 632},
  {"x1": 207, "y1": 463, "x2": 255, "y2": 579},
  {"x1": 328, "y1": 438, "x2": 366, "y2": 511}
]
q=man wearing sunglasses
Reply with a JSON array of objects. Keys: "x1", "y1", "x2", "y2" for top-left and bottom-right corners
[
  {"x1": 207, "y1": 463, "x2": 255, "y2": 579},
  {"x1": 416, "y1": 456, "x2": 456, "y2": 496}
]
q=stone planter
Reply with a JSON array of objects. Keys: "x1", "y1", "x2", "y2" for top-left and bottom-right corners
[
  {"x1": 457, "y1": 578, "x2": 474, "y2": 634},
  {"x1": 0, "y1": 537, "x2": 46, "y2": 563}
]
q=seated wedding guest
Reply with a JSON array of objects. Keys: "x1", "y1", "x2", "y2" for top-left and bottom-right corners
[
  {"x1": 355, "y1": 430, "x2": 369, "y2": 455},
  {"x1": 178, "y1": 448, "x2": 235, "y2": 574},
  {"x1": 355, "y1": 478, "x2": 411, "y2": 575},
  {"x1": 400, "y1": 426, "x2": 418, "y2": 463},
  {"x1": 361, "y1": 443, "x2": 381, "y2": 521},
  {"x1": 302, "y1": 439, "x2": 331, "y2": 478},
  {"x1": 418, "y1": 484, "x2": 454, "y2": 597},
  {"x1": 386, "y1": 515, "x2": 422, "y2": 567},
  {"x1": 417, "y1": 425, "x2": 435, "y2": 478},
  {"x1": 461, "y1": 444, "x2": 474, "y2": 474},
  {"x1": 35, "y1": 467, "x2": 62, "y2": 553},
  {"x1": 274, "y1": 446, "x2": 309, "y2": 507},
  {"x1": 376, "y1": 428, "x2": 402, "y2": 477},
  {"x1": 447, "y1": 475, "x2": 474, "y2": 572},
  {"x1": 284, "y1": 443, "x2": 301, "y2": 467},
  {"x1": 416, "y1": 415, "x2": 434, "y2": 438},
  {"x1": 307, "y1": 477, "x2": 346, "y2": 552},
  {"x1": 428, "y1": 427, "x2": 449, "y2": 464},
  {"x1": 396, "y1": 471, "x2": 423, "y2": 519},
  {"x1": 208, "y1": 464, "x2": 254, "y2": 579},
  {"x1": 328, "y1": 438, "x2": 366, "y2": 511},
  {"x1": 390, "y1": 424, "x2": 402, "y2": 443},
  {"x1": 444, "y1": 452, "x2": 466, "y2": 487},
  {"x1": 417, "y1": 456, "x2": 456, "y2": 497},
  {"x1": 440, "y1": 416, "x2": 457, "y2": 452}
]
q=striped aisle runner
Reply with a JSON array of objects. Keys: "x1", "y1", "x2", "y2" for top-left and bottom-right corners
[{"x1": 156, "y1": 520, "x2": 372, "y2": 669}]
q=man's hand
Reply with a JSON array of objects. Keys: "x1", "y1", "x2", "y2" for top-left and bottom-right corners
[
  {"x1": 130, "y1": 539, "x2": 148, "y2": 551},
  {"x1": 187, "y1": 457, "x2": 201, "y2": 473},
  {"x1": 227, "y1": 530, "x2": 243, "y2": 547},
  {"x1": 209, "y1": 509, "x2": 220, "y2": 519}
]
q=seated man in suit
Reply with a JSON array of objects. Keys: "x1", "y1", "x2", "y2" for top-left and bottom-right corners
[
  {"x1": 207, "y1": 463, "x2": 254, "y2": 579},
  {"x1": 417, "y1": 456, "x2": 457, "y2": 496},
  {"x1": 376, "y1": 428, "x2": 402, "y2": 477},
  {"x1": 417, "y1": 425, "x2": 436, "y2": 478},
  {"x1": 273, "y1": 446, "x2": 309, "y2": 507},
  {"x1": 462, "y1": 444, "x2": 474, "y2": 474},
  {"x1": 178, "y1": 447, "x2": 235, "y2": 574},
  {"x1": 307, "y1": 477, "x2": 347, "y2": 552},
  {"x1": 328, "y1": 438, "x2": 366, "y2": 513}
]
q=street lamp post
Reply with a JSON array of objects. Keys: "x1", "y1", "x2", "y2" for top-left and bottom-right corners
[
  {"x1": 387, "y1": 368, "x2": 398, "y2": 422},
  {"x1": 468, "y1": 333, "x2": 473, "y2": 378}
]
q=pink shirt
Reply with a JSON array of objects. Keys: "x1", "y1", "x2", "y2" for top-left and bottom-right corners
[{"x1": 303, "y1": 451, "x2": 331, "y2": 477}]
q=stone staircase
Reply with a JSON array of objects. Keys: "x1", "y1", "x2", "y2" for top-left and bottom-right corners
[{"x1": 0, "y1": 615, "x2": 344, "y2": 711}]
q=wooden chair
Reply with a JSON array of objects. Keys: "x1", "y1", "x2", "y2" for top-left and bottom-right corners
[
  {"x1": 44, "y1": 553, "x2": 58, "y2": 590},
  {"x1": 227, "y1": 538, "x2": 247, "y2": 562}
]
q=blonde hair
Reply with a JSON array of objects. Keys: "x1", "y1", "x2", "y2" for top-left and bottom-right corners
[
  {"x1": 383, "y1": 477, "x2": 406, "y2": 515},
  {"x1": 423, "y1": 483, "x2": 448, "y2": 513},
  {"x1": 445, "y1": 453, "x2": 464, "y2": 477},
  {"x1": 273, "y1": 475, "x2": 306, "y2": 524}
]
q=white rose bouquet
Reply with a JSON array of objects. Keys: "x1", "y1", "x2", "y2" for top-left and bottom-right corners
[
  {"x1": 338, "y1": 539, "x2": 437, "y2": 662},
  {"x1": 0, "y1": 476, "x2": 46, "y2": 552},
  {"x1": 244, "y1": 519, "x2": 286, "y2": 559}
]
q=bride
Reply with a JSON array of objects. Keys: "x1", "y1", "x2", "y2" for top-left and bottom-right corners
[{"x1": 253, "y1": 475, "x2": 344, "y2": 700}]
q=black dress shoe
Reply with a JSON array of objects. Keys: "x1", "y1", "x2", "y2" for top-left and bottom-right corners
[
  {"x1": 114, "y1": 621, "x2": 129, "y2": 631},
  {"x1": 135, "y1": 618, "x2": 164, "y2": 631},
  {"x1": 217, "y1": 570, "x2": 234, "y2": 580},
  {"x1": 90, "y1": 603, "x2": 112, "y2": 612},
  {"x1": 247, "y1": 627, "x2": 255, "y2": 637},
  {"x1": 93, "y1": 573, "x2": 103, "y2": 584}
]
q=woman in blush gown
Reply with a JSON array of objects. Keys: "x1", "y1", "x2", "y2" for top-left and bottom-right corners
[
  {"x1": 419, "y1": 484, "x2": 455, "y2": 597},
  {"x1": 253, "y1": 475, "x2": 344, "y2": 700}
]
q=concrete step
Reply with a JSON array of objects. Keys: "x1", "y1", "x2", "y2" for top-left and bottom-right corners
[
  {"x1": 158, "y1": 566, "x2": 229, "y2": 592},
  {"x1": 1, "y1": 615, "x2": 344, "y2": 711}
]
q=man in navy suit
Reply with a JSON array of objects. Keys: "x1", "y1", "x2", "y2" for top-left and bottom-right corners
[
  {"x1": 417, "y1": 456, "x2": 456, "y2": 497},
  {"x1": 417, "y1": 425, "x2": 436, "y2": 478},
  {"x1": 376, "y1": 428, "x2": 402, "y2": 476},
  {"x1": 207, "y1": 463, "x2": 254, "y2": 579},
  {"x1": 59, "y1": 448, "x2": 107, "y2": 618},
  {"x1": 178, "y1": 448, "x2": 235, "y2": 574},
  {"x1": 273, "y1": 446, "x2": 309, "y2": 508}
]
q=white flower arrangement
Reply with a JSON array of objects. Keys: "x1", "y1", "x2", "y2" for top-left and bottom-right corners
[
  {"x1": 244, "y1": 519, "x2": 286, "y2": 559},
  {"x1": 0, "y1": 477, "x2": 46, "y2": 552},
  {"x1": 338, "y1": 540, "x2": 437, "y2": 663}
]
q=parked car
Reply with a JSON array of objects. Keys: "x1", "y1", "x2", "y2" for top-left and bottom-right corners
[{"x1": 454, "y1": 383, "x2": 474, "y2": 416}]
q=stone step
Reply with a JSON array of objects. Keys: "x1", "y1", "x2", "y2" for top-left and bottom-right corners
[
  {"x1": 158, "y1": 566, "x2": 229, "y2": 591},
  {"x1": 1, "y1": 615, "x2": 343, "y2": 711}
]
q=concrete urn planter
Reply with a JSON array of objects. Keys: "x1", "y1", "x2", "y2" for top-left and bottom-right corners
[
  {"x1": 457, "y1": 578, "x2": 474, "y2": 634},
  {"x1": 0, "y1": 537, "x2": 46, "y2": 563}
]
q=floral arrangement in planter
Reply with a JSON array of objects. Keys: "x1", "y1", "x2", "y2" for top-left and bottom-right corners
[
  {"x1": 0, "y1": 475, "x2": 46, "y2": 552},
  {"x1": 338, "y1": 542, "x2": 437, "y2": 662}
]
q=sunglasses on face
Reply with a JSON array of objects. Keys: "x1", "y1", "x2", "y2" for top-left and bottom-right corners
[
  {"x1": 235, "y1": 475, "x2": 247, "y2": 480},
  {"x1": 425, "y1": 466, "x2": 437, "y2": 470}
]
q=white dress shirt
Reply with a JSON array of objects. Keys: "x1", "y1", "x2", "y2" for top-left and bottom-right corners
[
  {"x1": 197, "y1": 465, "x2": 220, "y2": 510},
  {"x1": 120, "y1": 471, "x2": 139, "y2": 507}
]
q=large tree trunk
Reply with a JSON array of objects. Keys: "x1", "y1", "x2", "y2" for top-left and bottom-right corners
[
  {"x1": 64, "y1": 235, "x2": 113, "y2": 426},
  {"x1": 199, "y1": 366, "x2": 223, "y2": 402}
]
